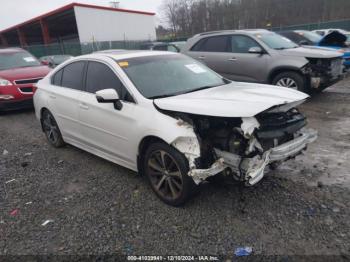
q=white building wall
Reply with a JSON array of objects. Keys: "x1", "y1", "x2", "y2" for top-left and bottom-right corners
[{"x1": 74, "y1": 6, "x2": 156, "y2": 43}]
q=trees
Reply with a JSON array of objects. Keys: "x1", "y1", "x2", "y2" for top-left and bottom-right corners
[{"x1": 160, "y1": 0, "x2": 350, "y2": 37}]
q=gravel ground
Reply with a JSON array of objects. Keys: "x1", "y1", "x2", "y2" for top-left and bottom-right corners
[{"x1": 1, "y1": 79, "x2": 350, "y2": 260}]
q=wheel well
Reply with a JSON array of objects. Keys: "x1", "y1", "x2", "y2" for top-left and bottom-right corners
[
  {"x1": 39, "y1": 108, "x2": 49, "y2": 132},
  {"x1": 40, "y1": 107, "x2": 49, "y2": 117},
  {"x1": 137, "y1": 136, "x2": 168, "y2": 175},
  {"x1": 268, "y1": 68, "x2": 303, "y2": 84}
]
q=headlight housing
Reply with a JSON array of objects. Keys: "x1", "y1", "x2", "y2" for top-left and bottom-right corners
[{"x1": 0, "y1": 78, "x2": 13, "y2": 86}]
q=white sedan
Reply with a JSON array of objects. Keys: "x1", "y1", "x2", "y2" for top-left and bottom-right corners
[{"x1": 34, "y1": 51, "x2": 317, "y2": 206}]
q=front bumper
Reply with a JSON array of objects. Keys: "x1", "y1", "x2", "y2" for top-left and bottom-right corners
[
  {"x1": 188, "y1": 128, "x2": 317, "y2": 185},
  {"x1": 0, "y1": 98, "x2": 34, "y2": 111},
  {"x1": 310, "y1": 75, "x2": 343, "y2": 89}
]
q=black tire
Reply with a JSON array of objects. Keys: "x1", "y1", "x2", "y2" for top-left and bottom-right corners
[
  {"x1": 41, "y1": 110, "x2": 65, "y2": 148},
  {"x1": 143, "y1": 142, "x2": 197, "y2": 206},
  {"x1": 272, "y1": 71, "x2": 307, "y2": 93}
]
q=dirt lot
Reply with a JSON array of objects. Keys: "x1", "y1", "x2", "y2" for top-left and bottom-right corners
[{"x1": 1, "y1": 79, "x2": 350, "y2": 259}]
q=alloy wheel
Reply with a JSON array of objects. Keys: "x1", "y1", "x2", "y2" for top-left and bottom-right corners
[
  {"x1": 42, "y1": 112, "x2": 60, "y2": 144},
  {"x1": 276, "y1": 77, "x2": 298, "y2": 89},
  {"x1": 147, "y1": 150, "x2": 183, "y2": 201}
]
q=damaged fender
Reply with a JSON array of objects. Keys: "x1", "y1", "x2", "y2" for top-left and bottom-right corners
[{"x1": 171, "y1": 136, "x2": 225, "y2": 185}]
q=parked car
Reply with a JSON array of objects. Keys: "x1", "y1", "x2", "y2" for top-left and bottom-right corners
[
  {"x1": 278, "y1": 30, "x2": 350, "y2": 68},
  {"x1": 0, "y1": 48, "x2": 51, "y2": 111},
  {"x1": 170, "y1": 41, "x2": 187, "y2": 51},
  {"x1": 345, "y1": 33, "x2": 350, "y2": 46},
  {"x1": 34, "y1": 51, "x2": 317, "y2": 206},
  {"x1": 140, "y1": 42, "x2": 180, "y2": 52},
  {"x1": 182, "y1": 29, "x2": 344, "y2": 93},
  {"x1": 313, "y1": 28, "x2": 348, "y2": 36},
  {"x1": 94, "y1": 49, "x2": 126, "y2": 54},
  {"x1": 39, "y1": 55, "x2": 74, "y2": 68}
]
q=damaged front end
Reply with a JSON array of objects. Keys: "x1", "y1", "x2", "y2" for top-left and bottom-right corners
[
  {"x1": 171, "y1": 106, "x2": 317, "y2": 185},
  {"x1": 302, "y1": 57, "x2": 344, "y2": 90}
]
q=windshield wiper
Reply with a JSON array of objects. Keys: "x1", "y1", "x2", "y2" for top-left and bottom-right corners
[{"x1": 275, "y1": 46, "x2": 298, "y2": 50}]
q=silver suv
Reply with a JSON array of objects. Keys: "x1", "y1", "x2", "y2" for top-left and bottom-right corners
[{"x1": 182, "y1": 29, "x2": 344, "y2": 93}]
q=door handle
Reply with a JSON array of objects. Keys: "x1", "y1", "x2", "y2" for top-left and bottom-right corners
[
  {"x1": 228, "y1": 57, "x2": 237, "y2": 61},
  {"x1": 79, "y1": 103, "x2": 89, "y2": 110},
  {"x1": 198, "y1": 56, "x2": 205, "y2": 60},
  {"x1": 49, "y1": 95, "x2": 56, "y2": 99}
]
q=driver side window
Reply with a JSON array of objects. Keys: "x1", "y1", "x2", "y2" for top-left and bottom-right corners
[
  {"x1": 231, "y1": 35, "x2": 261, "y2": 53},
  {"x1": 85, "y1": 61, "x2": 134, "y2": 102}
]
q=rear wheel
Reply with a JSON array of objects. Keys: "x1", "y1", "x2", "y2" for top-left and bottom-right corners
[
  {"x1": 272, "y1": 71, "x2": 307, "y2": 93},
  {"x1": 143, "y1": 142, "x2": 197, "y2": 206},
  {"x1": 42, "y1": 110, "x2": 65, "y2": 148}
]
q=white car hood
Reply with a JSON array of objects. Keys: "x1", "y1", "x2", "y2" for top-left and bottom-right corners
[{"x1": 154, "y1": 82, "x2": 309, "y2": 117}]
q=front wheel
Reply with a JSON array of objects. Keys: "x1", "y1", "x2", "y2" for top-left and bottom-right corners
[
  {"x1": 143, "y1": 142, "x2": 197, "y2": 206},
  {"x1": 272, "y1": 71, "x2": 307, "y2": 93}
]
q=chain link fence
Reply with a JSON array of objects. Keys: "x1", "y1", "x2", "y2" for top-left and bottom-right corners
[
  {"x1": 271, "y1": 19, "x2": 350, "y2": 31},
  {"x1": 24, "y1": 40, "x2": 146, "y2": 58},
  {"x1": 22, "y1": 19, "x2": 350, "y2": 58}
]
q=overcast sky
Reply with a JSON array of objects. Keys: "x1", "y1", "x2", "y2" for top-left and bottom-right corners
[{"x1": 0, "y1": 0, "x2": 164, "y2": 31}]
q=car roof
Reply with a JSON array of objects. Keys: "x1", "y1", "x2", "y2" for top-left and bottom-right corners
[
  {"x1": 79, "y1": 50, "x2": 179, "y2": 61},
  {"x1": 192, "y1": 29, "x2": 270, "y2": 38},
  {"x1": 0, "y1": 47, "x2": 25, "y2": 53}
]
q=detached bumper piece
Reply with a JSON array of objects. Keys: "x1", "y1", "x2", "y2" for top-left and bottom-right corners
[
  {"x1": 242, "y1": 128, "x2": 317, "y2": 185},
  {"x1": 189, "y1": 128, "x2": 317, "y2": 186},
  {"x1": 269, "y1": 128, "x2": 317, "y2": 161}
]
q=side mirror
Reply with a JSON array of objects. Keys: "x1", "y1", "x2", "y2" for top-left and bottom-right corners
[
  {"x1": 248, "y1": 47, "x2": 264, "y2": 54},
  {"x1": 96, "y1": 89, "x2": 123, "y2": 110}
]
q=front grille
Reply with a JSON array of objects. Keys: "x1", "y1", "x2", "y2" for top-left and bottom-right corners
[
  {"x1": 19, "y1": 87, "x2": 33, "y2": 93},
  {"x1": 307, "y1": 58, "x2": 343, "y2": 78},
  {"x1": 331, "y1": 58, "x2": 343, "y2": 76},
  {"x1": 14, "y1": 78, "x2": 42, "y2": 85}
]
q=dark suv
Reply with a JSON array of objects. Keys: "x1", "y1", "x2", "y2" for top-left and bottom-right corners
[{"x1": 182, "y1": 29, "x2": 344, "y2": 93}]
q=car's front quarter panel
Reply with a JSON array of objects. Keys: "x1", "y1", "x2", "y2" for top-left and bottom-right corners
[{"x1": 133, "y1": 103, "x2": 200, "y2": 169}]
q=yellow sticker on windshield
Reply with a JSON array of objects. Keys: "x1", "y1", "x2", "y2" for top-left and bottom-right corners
[{"x1": 118, "y1": 61, "x2": 129, "y2": 67}]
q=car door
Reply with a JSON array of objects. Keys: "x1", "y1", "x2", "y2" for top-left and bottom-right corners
[
  {"x1": 78, "y1": 60, "x2": 137, "y2": 167},
  {"x1": 48, "y1": 61, "x2": 86, "y2": 141},
  {"x1": 226, "y1": 35, "x2": 269, "y2": 82},
  {"x1": 186, "y1": 35, "x2": 234, "y2": 79}
]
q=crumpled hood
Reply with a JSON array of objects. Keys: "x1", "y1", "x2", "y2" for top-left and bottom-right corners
[
  {"x1": 278, "y1": 46, "x2": 342, "y2": 58},
  {"x1": 154, "y1": 82, "x2": 309, "y2": 117},
  {"x1": 319, "y1": 31, "x2": 347, "y2": 47}
]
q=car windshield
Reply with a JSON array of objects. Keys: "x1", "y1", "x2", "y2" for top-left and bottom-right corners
[
  {"x1": 296, "y1": 31, "x2": 322, "y2": 43},
  {"x1": 0, "y1": 51, "x2": 41, "y2": 70},
  {"x1": 117, "y1": 54, "x2": 226, "y2": 99},
  {"x1": 256, "y1": 32, "x2": 299, "y2": 49}
]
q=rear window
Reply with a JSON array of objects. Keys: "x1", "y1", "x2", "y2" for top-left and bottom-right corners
[
  {"x1": 52, "y1": 69, "x2": 63, "y2": 86},
  {"x1": 191, "y1": 36, "x2": 230, "y2": 52},
  {"x1": 61, "y1": 61, "x2": 86, "y2": 91}
]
